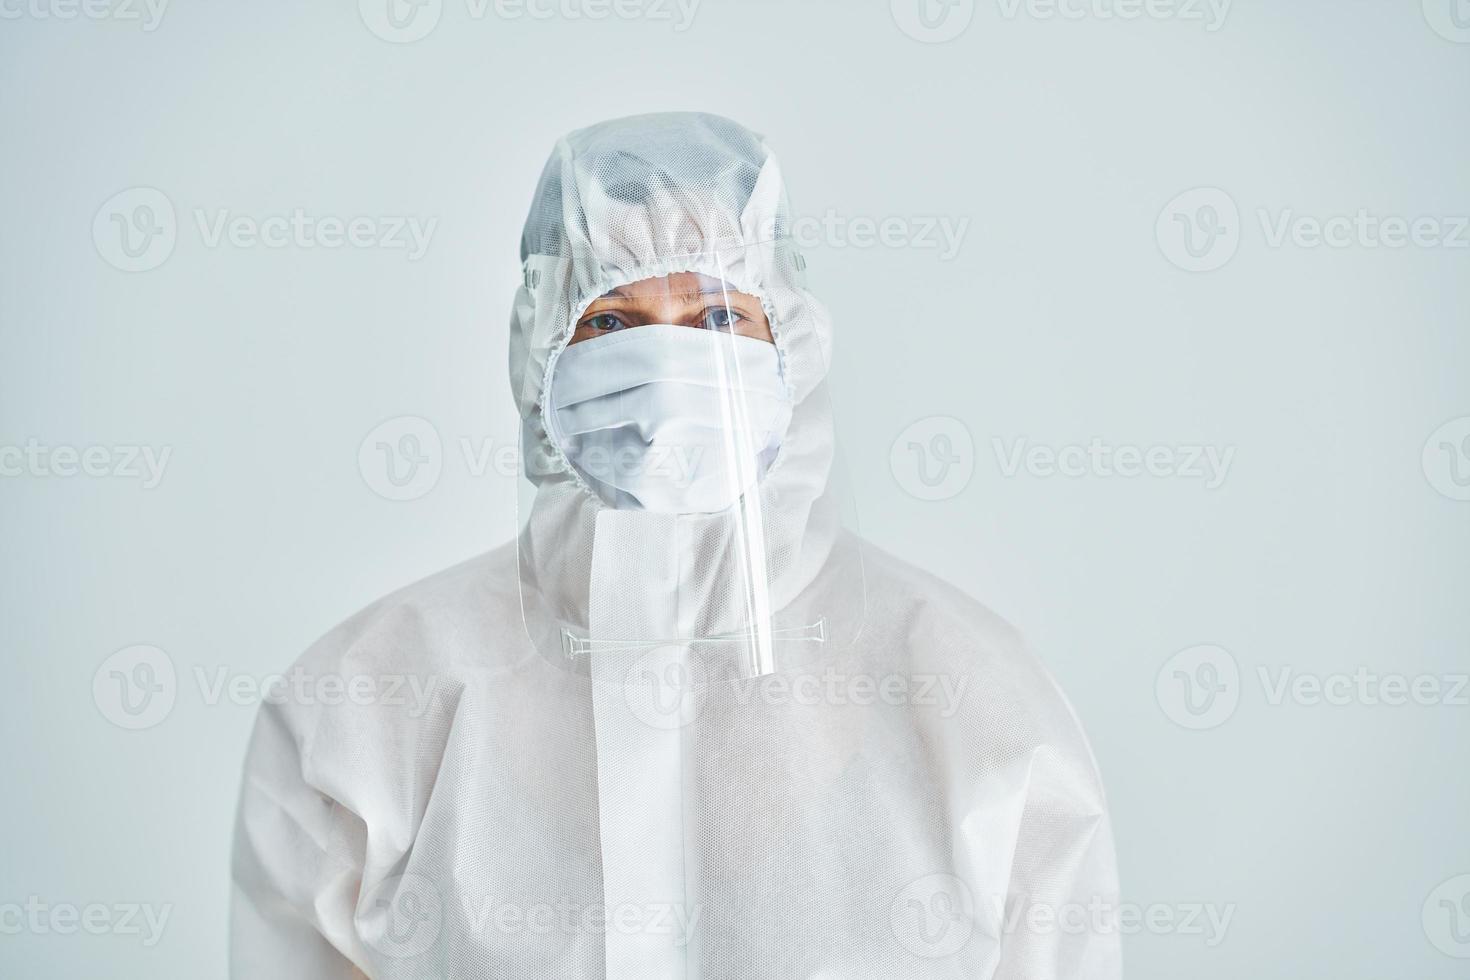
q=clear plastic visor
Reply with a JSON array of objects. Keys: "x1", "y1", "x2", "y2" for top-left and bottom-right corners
[
  {"x1": 515, "y1": 246, "x2": 861, "y2": 685},
  {"x1": 548, "y1": 272, "x2": 789, "y2": 513}
]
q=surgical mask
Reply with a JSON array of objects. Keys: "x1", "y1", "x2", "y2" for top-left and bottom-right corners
[{"x1": 548, "y1": 324, "x2": 793, "y2": 514}]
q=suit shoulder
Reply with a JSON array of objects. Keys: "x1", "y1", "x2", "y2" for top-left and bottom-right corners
[
  {"x1": 293, "y1": 541, "x2": 527, "y2": 679},
  {"x1": 854, "y1": 538, "x2": 1099, "y2": 758}
]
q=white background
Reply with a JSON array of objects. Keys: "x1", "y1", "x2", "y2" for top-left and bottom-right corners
[{"x1": 2, "y1": 0, "x2": 1468, "y2": 976}]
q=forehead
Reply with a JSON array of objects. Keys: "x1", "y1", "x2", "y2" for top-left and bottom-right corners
[{"x1": 600, "y1": 272, "x2": 751, "y2": 302}]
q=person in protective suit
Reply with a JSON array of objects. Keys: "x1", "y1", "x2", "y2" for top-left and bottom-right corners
[{"x1": 231, "y1": 111, "x2": 1121, "y2": 979}]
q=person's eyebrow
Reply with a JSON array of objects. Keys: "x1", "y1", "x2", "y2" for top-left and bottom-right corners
[{"x1": 600, "y1": 282, "x2": 743, "y2": 300}]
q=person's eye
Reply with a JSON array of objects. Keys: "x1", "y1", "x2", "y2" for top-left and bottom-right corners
[
  {"x1": 583, "y1": 313, "x2": 627, "y2": 333},
  {"x1": 700, "y1": 307, "x2": 744, "y2": 332}
]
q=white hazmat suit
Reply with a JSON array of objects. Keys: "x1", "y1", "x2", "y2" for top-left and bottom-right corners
[{"x1": 231, "y1": 111, "x2": 1121, "y2": 979}]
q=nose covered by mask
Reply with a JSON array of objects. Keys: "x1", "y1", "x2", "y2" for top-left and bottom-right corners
[{"x1": 548, "y1": 324, "x2": 793, "y2": 514}]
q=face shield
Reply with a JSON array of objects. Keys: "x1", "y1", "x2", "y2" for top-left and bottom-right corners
[
  {"x1": 509, "y1": 113, "x2": 863, "y2": 687},
  {"x1": 547, "y1": 268, "x2": 790, "y2": 516},
  {"x1": 513, "y1": 240, "x2": 862, "y2": 685}
]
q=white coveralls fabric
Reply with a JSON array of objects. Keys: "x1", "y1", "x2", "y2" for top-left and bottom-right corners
[{"x1": 231, "y1": 112, "x2": 1121, "y2": 979}]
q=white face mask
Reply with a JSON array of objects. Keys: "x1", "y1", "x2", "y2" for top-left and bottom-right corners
[{"x1": 548, "y1": 324, "x2": 793, "y2": 514}]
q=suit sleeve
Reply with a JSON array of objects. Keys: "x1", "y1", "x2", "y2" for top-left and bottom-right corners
[
  {"x1": 230, "y1": 698, "x2": 370, "y2": 979},
  {"x1": 991, "y1": 712, "x2": 1122, "y2": 979}
]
